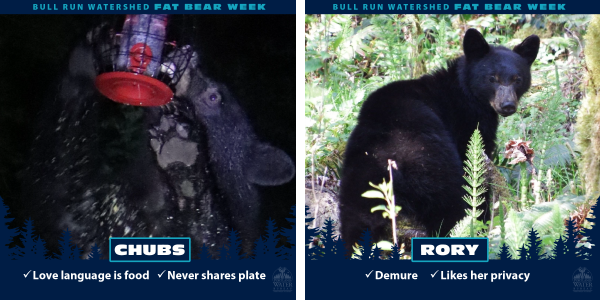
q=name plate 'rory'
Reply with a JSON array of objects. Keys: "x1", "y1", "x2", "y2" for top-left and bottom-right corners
[{"x1": 411, "y1": 238, "x2": 488, "y2": 262}]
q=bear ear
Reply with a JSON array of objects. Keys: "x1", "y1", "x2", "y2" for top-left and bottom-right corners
[
  {"x1": 174, "y1": 51, "x2": 201, "y2": 97},
  {"x1": 244, "y1": 142, "x2": 295, "y2": 186},
  {"x1": 463, "y1": 28, "x2": 490, "y2": 61},
  {"x1": 513, "y1": 35, "x2": 540, "y2": 66}
]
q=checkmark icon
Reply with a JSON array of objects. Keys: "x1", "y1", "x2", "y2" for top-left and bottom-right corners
[
  {"x1": 158, "y1": 270, "x2": 166, "y2": 278},
  {"x1": 24, "y1": 270, "x2": 32, "y2": 278},
  {"x1": 431, "y1": 270, "x2": 439, "y2": 278},
  {"x1": 365, "y1": 270, "x2": 374, "y2": 278}
]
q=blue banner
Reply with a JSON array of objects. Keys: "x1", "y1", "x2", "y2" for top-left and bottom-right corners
[
  {"x1": 8, "y1": 0, "x2": 295, "y2": 14},
  {"x1": 306, "y1": 260, "x2": 594, "y2": 298},
  {"x1": 306, "y1": 0, "x2": 594, "y2": 14},
  {"x1": 3, "y1": 260, "x2": 296, "y2": 298}
]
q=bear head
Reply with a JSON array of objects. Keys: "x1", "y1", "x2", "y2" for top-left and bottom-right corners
[{"x1": 462, "y1": 28, "x2": 540, "y2": 117}]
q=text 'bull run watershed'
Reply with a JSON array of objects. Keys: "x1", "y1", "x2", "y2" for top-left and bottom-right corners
[
  {"x1": 32, "y1": 4, "x2": 268, "y2": 11},
  {"x1": 331, "y1": 4, "x2": 566, "y2": 11}
]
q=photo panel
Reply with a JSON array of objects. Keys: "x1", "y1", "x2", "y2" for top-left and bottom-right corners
[
  {"x1": 304, "y1": 2, "x2": 598, "y2": 299},
  {"x1": 1, "y1": 3, "x2": 298, "y2": 298}
]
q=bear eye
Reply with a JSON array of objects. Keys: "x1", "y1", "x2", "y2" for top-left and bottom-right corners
[
  {"x1": 515, "y1": 77, "x2": 523, "y2": 84},
  {"x1": 203, "y1": 91, "x2": 221, "y2": 108},
  {"x1": 489, "y1": 76, "x2": 496, "y2": 83}
]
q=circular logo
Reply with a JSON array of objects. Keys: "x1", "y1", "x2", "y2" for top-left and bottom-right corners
[
  {"x1": 572, "y1": 267, "x2": 593, "y2": 293},
  {"x1": 272, "y1": 267, "x2": 293, "y2": 293}
]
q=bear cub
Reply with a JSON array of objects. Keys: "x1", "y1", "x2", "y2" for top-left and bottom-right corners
[{"x1": 338, "y1": 29, "x2": 540, "y2": 249}]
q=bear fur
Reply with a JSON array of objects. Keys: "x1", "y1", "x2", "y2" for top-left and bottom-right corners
[
  {"x1": 178, "y1": 66, "x2": 295, "y2": 252},
  {"x1": 338, "y1": 29, "x2": 540, "y2": 249}
]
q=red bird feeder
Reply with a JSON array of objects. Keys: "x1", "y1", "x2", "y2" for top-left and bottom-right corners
[{"x1": 94, "y1": 15, "x2": 194, "y2": 106}]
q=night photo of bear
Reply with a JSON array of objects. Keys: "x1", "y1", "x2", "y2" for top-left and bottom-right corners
[
  {"x1": 0, "y1": 15, "x2": 296, "y2": 259},
  {"x1": 305, "y1": 15, "x2": 598, "y2": 259}
]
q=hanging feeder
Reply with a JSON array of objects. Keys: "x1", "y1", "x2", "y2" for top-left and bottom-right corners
[{"x1": 94, "y1": 14, "x2": 194, "y2": 106}]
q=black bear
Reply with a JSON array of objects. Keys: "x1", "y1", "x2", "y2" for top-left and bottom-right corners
[
  {"x1": 22, "y1": 42, "x2": 173, "y2": 257},
  {"x1": 338, "y1": 29, "x2": 540, "y2": 249},
  {"x1": 178, "y1": 64, "x2": 295, "y2": 252}
]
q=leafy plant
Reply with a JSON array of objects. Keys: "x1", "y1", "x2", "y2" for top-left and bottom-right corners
[
  {"x1": 361, "y1": 159, "x2": 402, "y2": 248},
  {"x1": 497, "y1": 194, "x2": 585, "y2": 258},
  {"x1": 451, "y1": 128, "x2": 487, "y2": 238}
]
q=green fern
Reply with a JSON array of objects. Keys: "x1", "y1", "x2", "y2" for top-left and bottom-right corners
[
  {"x1": 502, "y1": 194, "x2": 585, "y2": 258},
  {"x1": 505, "y1": 209, "x2": 529, "y2": 259},
  {"x1": 450, "y1": 128, "x2": 489, "y2": 238},
  {"x1": 462, "y1": 128, "x2": 487, "y2": 237}
]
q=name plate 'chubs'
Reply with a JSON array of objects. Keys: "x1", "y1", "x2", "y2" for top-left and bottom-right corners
[
  {"x1": 109, "y1": 238, "x2": 191, "y2": 262},
  {"x1": 113, "y1": 244, "x2": 186, "y2": 256}
]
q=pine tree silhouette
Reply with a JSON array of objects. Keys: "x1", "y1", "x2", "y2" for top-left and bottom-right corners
[
  {"x1": 263, "y1": 218, "x2": 281, "y2": 260},
  {"x1": 553, "y1": 235, "x2": 567, "y2": 260},
  {"x1": 518, "y1": 244, "x2": 527, "y2": 261},
  {"x1": 58, "y1": 228, "x2": 76, "y2": 260},
  {"x1": 372, "y1": 243, "x2": 382, "y2": 260},
  {"x1": 87, "y1": 243, "x2": 103, "y2": 260},
  {"x1": 498, "y1": 242, "x2": 512, "y2": 260},
  {"x1": 20, "y1": 218, "x2": 43, "y2": 260},
  {"x1": 320, "y1": 218, "x2": 336, "y2": 259},
  {"x1": 33, "y1": 235, "x2": 49, "y2": 261},
  {"x1": 565, "y1": 217, "x2": 581, "y2": 260},
  {"x1": 389, "y1": 243, "x2": 401, "y2": 260},
  {"x1": 216, "y1": 244, "x2": 228, "y2": 260},
  {"x1": 198, "y1": 243, "x2": 213, "y2": 260},
  {"x1": 73, "y1": 243, "x2": 83, "y2": 260},
  {"x1": 1, "y1": 197, "x2": 21, "y2": 260},
  {"x1": 252, "y1": 236, "x2": 268, "y2": 260},
  {"x1": 526, "y1": 228, "x2": 542, "y2": 260},
  {"x1": 10, "y1": 227, "x2": 24, "y2": 259},
  {"x1": 356, "y1": 228, "x2": 373, "y2": 260},
  {"x1": 305, "y1": 206, "x2": 320, "y2": 260},
  {"x1": 227, "y1": 229, "x2": 244, "y2": 260},
  {"x1": 332, "y1": 236, "x2": 349, "y2": 260},
  {"x1": 279, "y1": 206, "x2": 296, "y2": 260}
]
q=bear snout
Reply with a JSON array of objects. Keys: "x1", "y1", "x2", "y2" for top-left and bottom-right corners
[
  {"x1": 494, "y1": 85, "x2": 518, "y2": 117},
  {"x1": 500, "y1": 101, "x2": 516, "y2": 116}
]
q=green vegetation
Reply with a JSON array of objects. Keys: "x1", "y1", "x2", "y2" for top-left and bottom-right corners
[
  {"x1": 577, "y1": 15, "x2": 600, "y2": 199},
  {"x1": 450, "y1": 128, "x2": 487, "y2": 238},
  {"x1": 305, "y1": 14, "x2": 596, "y2": 258},
  {"x1": 361, "y1": 159, "x2": 402, "y2": 248}
]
